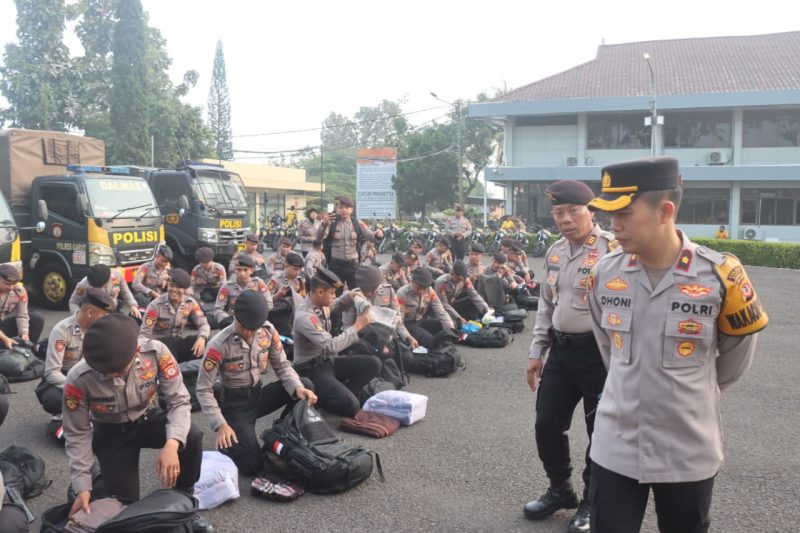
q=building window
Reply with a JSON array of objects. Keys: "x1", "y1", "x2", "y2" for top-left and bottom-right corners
[
  {"x1": 663, "y1": 111, "x2": 732, "y2": 148},
  {"x1": 740, "y1": 188, "x2": 800, "y2": 225},
  {"x1": 676, "y1": 188, "x2": 730, "y2": 225},
  {"x1": 743, "y1": 109, "x2": 800, "y2": 147},
  {"x1": 587, "y1": 114, "x2": 651, "y2": 149}
]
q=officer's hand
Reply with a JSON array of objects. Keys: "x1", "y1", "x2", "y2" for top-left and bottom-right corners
[
  {"x1": 192, "y1": 337, "x2": 206, "y2": 357},
  {"x1": 0, "y1": 335, "x2": 14, "y2": 349},
  {"x1": 216, "y1": 423, "x2": 239, "y2": 450},
  {"x1": 20, "y1": 334, "x2": 29, "y2": 342},
  {"x1": 375, "y1": 229, "x2": 384, "y2": 239},
  {"x1": 354, "y1": 310, "x2": 373, "y2": 331},
  {"x1": 527, "y1": 358, "x2": 543, "y2": 392},
  {"x1": 408, "y1": 337, "x2": 419, "y2": 349},
  {"x1": 296, "y1": 386, "x2": 318, "y2": 406},
  {"x1": 149, "y1": 290, "x2": 159, "y2": 299},
  {"x1": 130, "y1": 306, "x2": 142, "y2": 320},
  {"x1": 156, "y1": 439, "x2": 181, "y2": 488},
  {"x1": 277, "y1": 286, "x2": 290, "y2": 299},
  {"x1": 69, "y1": 490, "x2": 91, "y2": 517}
]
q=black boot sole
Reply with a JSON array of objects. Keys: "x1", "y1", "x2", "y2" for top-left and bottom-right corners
[{"x1": 523, "y1": 495, "x2": 580, "y2": 520}]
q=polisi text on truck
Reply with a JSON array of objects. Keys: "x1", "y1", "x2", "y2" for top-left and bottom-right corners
[
  {"x1": 219, "y1": 219, "x2": 243, "y2": 229},
  {"x1": 111, "y1": 230, "x2": 159, "y2": 246}
]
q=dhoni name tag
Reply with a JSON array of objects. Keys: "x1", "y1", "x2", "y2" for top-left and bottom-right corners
[
  {"x1": 219, "y1": 219, "x2": 243, "y2": 229},
  {"x1": 111, "y1": 230, "x2": 160, "y2": 246}
]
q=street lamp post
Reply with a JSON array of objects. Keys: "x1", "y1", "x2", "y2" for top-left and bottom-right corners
[
  {"x1": 430, "y1": 92, "x2": 464, "y2": 207},
  {"x1": 643, "y1": 53, "x2": 658, "y2": 157}
]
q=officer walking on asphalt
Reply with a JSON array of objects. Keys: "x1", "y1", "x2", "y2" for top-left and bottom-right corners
[
  {"x1": 586, "y1": 156, "x2": 767, "y2": 533},
  {"x1": 524, "y1": 180, "x2": 618, "y2": 533}
]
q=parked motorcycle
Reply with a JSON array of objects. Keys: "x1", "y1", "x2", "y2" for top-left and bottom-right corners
[
  {"x1": 377, "y1": 223, "x2": 401, "y2": 253},
  {"x1": 532, "y1": 225, "x2": 552, "y2": 257}
]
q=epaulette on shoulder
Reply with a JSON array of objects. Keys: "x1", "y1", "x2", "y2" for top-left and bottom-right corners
[{"x1": 696, "y1": 246, "x2": 726, "y2": 265}]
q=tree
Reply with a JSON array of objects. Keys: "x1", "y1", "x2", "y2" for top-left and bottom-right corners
[
  {"x1": 0, "y1": 0, "x2": 72, "y2": 129},
  {"x1": 394, "y1": 124, "x2": 457, "y2": 216},
  {"x1": 459, "y1": 93, "x2": 504, "y2": 198},
  {"x1": 207, "y1": 40, "x2": 233, "y2": 160},
  {"x1": 109, "y1": 0, "x2": 150, "y2": 164}
]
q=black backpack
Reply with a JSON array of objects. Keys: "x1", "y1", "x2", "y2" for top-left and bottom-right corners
[
  {"x1": 358, "y1": 377, "x2": 396, "y2": 405},
  {"x1": 260, "y1": 400, "x2": 378, "y2": 494},
  {"x1": 462, "y1": 327, "x2": 512, "y2": 348},
  {"x1": 0, "y1": 445, "x2": 51, "y2": 498},
  {"x1": 0, "y1": 343, "x2": 44, "y2": 382},
  {"x1": 410, "y1": 331, "x2": 464, "y2": 377}
]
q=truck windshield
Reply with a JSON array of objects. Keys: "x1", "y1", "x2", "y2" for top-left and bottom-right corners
[
  {"x1": 84, "y1": 177, "x2": 159, "y2": 219},
  {"x1": 0, "y1": 195, "x2": 14, "y2": 226},
  {"x1": 194, "y1": 170, "x2": 248, "y2": 209}
]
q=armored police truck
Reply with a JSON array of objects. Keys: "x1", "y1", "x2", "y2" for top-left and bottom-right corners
[
  {"x1": 145, "y1": 160, "x2": 249, "y2": 269},
  {"x1": 0, "y1": 129, "x2": 164, "y2": 308}
]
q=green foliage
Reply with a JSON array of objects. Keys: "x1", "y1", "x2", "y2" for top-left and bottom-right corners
[
  {"x1": 395, "y1": 125, "x2": 457, "y2": 215},
  {"x1": 207, "y1": 40, "x2": 233, "y2": 160},
  {"x1": 693, "y1": 238, "x2": 800, "y2": 270},
  {"x1": 0, "y1": 0, "x2": 72, "y2": 129}
]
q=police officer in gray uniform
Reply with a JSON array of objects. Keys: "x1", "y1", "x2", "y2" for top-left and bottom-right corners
[
  {"x1": 214, "y1": 255, "x2": 273, "y2": 329},
  {"x1": 396, "y1": 268, "x2": 455, "y2": 348},
  {"x1": 524, "y1": 180, "x2": 617, "y2": 533},
  {"x1": 434, "y1": 261, "x2": 490, "y2": 324},
  {"x1": 292, "y1": 267, "x2": 380, "y2": 417},
  {"x1": 586, "y1": 157, "x2": 767, "y2": 533},
  {"x1": 69, "y1": 263, "x2": 140, "y2": 318},
  {"x1": 131, "y1": 244, "x2": 172, "y2": 307},
  {"x1": 62, "y1": 314, "x2": 213, "y2": 532},
  {"x1": 196, "y1": 291, "x2": 317, "y2": 474}
]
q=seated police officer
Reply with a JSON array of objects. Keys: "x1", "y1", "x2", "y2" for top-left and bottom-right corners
[
  {"x1": 0, "y1": 263, "x2": 44, "y2": 345},
  {"x1": 266, "y1": 252, "x2": 307, "y2": 337},
  {"x1": 62, "y1": 314, "x2": 213, "y2": 532},
  {"x1": 467, "y1": 243, "x2": 486, "y2": 283},
  {"x1": 131, "y1": 244, "x2": 172, "y2": 307},
  {"x1": 0, "y1": 395, "x2": 27, "y2": 533},
  {"x1": 266, "y1": 237, "x2": 294, "y2": 277},
  {"x1": 425, "y1": 238, "x2": 452, "y2": 277},
  {"x1": 36, "y1": 288, "x2": 115, "y2": 422},
  {"x1": 196, "y1": 291, "x2": 317, "y2": 475},
  {"x1": 69, "y1": 263, "x2": 141, "y2": 319},
  {"x1": 396, "y1": 268, "x2": 455, "y2": 348},
  {"x1": 139, "y1": 269, "x2": 210, "y2": 363},
  {"x1": 434, "y1": 261, "x2": 490, "y2": 324},
  {"x1": 380, "y1": 252, "x2": 409, "y2": 292},
  {"x1": 191, "y1": 247, "x2": 227, "y2": 304},
  {"x1": 292, "y1": 267, "x2": 380, "y2": 417},
  {"x1": 214, "y1": 255, "x2": 273, "y2": 330}
]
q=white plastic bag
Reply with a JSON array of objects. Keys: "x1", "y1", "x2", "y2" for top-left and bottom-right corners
[
  {"x1": 194, "y1": 451, "x2": 240, "y2": 510},
  {"x1": 363, "y1": 390, "x2": 428, "y2": 426}
]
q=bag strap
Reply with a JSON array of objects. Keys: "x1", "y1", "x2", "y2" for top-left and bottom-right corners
[{"x1": 373, "y1": 452, "x2": 386, "y2": 482}]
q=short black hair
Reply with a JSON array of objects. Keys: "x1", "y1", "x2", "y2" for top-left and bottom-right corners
[
  {"x1": 638, "y1": 187, "x2": 683, "y2": 214},
  {"x1": 310, "y1": 277, "x2": 336, "y2": 292}
]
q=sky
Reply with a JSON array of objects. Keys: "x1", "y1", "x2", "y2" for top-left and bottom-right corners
[{"x1": 0, "y1": 0, "x2": 798, "y2": 167}]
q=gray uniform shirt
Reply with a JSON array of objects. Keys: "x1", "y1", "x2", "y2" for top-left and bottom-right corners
[
  {"x1": 396, "y1": 284, "x2": 455, "y2": 329},
  {"x1": 292, "y1": 296, "x2": 359, "y2": 365},
  {"x1": 190, "y1": 262, "x2": 227, "y2": 295},
  {"x1": 529, "y1": 224, "x2": 617, "y2": 359},
  {"x1": 62, "y1": 339, "x2": 191, "y2": 493},
  {"x1": 587, "y1": 231, "x2": 766, "y2": 483},
  {"x1": 317, "y1": 216, "x2": 375, "y2": 261},
  {"x1": 304, "y1": 250, "x2": 326, "y2": 278},
  {"x1": 298, "y1": 219, "x2": 321, "y2": 253},
  {"x1": 139, "y1": 293, "x2": 210, "y2": 341},
  {"x1": 196, "y1": 323, "x2": 303, "y2": 431},
  {"x1": 0, "y1": 285, "x2": 29, "y2": 337},
  {"x1": 45, "y1": 314, "x2": 84, "y2": 387},
  {"x1": 341, "y1": 286, "x2": 414, "y2": 343},
  {"x1": 434, "y1": 274, "x2": 490, "y2": 319},
  {"x1": 213, "y1": 278, "x2": 273, "y2": 323},
  {"x1": 445, "y1": 215, "x2": 472, "y2": 237},
  {"x1": 131, "y1": 259, "x2": 169, "y2": 296},
  {"x1": 69, "y1": 270, "x2": 137, "y2": 313}
]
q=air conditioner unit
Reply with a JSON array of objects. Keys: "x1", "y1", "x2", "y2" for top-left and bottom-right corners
[
  {"x1": 740, "y1": 226, "x2": 763, "y2": 240},
  {"x1": 566, "y1": 156, "x2": 578, "y2": 166},
  {"x1": 707, "y1": 151, "x2": 724, "y2": 164}
]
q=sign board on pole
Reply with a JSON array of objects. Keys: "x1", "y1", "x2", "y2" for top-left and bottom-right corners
[{"x1": 356, "y1": 148, "x2": 397, "y2": 219}]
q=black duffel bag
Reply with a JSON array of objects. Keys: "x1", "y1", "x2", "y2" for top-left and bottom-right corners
[
  {"x1": 462, "y1": 326, "x2": 512, "y2": 348},
  {"x1": 410, "y1": 330, "x2": 464, "y2": 377},
  {"x1": 0, "y1": 342, "x2": 44, "y2": 382},
  {"x1": 0, "y1": 445, "x2": 51, "y2": 499}
]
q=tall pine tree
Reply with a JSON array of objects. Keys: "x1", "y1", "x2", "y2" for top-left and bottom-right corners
[
  {"x1": 109, "y1": 0, "x2": 150, "y2": 164},
  {"x1": 207, "y1": 40, "x2": 233, "y2": 160},
  {"x1": 0, "y1": 0, "x2": 72, "y2": 129}
]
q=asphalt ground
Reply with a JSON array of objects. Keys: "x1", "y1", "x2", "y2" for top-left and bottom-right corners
[{"x1": 1, "y1": 257, "x2": 798, "y2": 532}]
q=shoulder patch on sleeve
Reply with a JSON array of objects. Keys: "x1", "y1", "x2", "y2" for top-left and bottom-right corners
[{"x1": 714, "y1": 254, "x2": 768, "y2": 336}]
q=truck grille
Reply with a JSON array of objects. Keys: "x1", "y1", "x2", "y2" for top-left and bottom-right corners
[
  {"x1": 118, "y1": 247, "x2": 156, "y2": 265},
  {"x1": 219, "y1": 228, "x2": 248, "y2": 244}
]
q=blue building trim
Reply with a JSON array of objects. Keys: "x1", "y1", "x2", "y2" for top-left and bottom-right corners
[
  {"x1": 469, "y1": 90, "x2": 800, "y2": 118},
  {"x1": 485, "y1": 164, "x2": 800, "y2": 183}
]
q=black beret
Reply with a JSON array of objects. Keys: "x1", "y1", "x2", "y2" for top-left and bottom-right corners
[
  {"x1": 412, "y1": 267, "x2": 433, "y2": 289},
  {"x1": 410, "y1": 239, "x2": 424, "y2": 248},
  {"x1": 86, "y1": 264, "x2": 111, "y2": 287},
  {"x1": 545, "y1": 180, "x2": 595, "y2": 206},
  {"x1": 493, "y1": 252, "x2": 507, "y2": 264},
  {"x1": 305, "y1": 207, "x2": 319, "y2": 217},
  {"x1": 279, "y1": 237, "x2": 293, "y2": 246},
  {"x1": 285, "y1": 253, "x2": 304, "y2": 267},
  {"x1": 83, "y1": 314, "x2": 139, "y2": 374},
  {"x1": 168, "y1": 268, "x2": 191, "y2": 289},
  {"x1": 83, "y1": 287, "x2": 116, "y2": 311},
  {"x1": 437, "y1": 238, "x2": 450, "y2": 248},
  {"x1": 234, "y1": 290, "x2": 269, "y2": 330},
  {"x1": 245, "y1": 234, "x2": 259, "y2": 244},
  {"x1": 334, "y1": 195, "x2": 354, "y2": 208},
  {"x1": 156, "y1": 245, "x2": 173, "y2": 260},
  {"x1": 195, "y1": 247, "x2": 214, "y2": 263},
  {"x1": 500, "y1": 238, "x2": 515, "y2": 248},
  {"x1": 313, "y1": 266, "x2": 343, "y2": 289},
  {"x1": 355, "y1": 266, "x2": 383, "y2": 293},
  {"x1": 0, "y1": 264, "x2": 20, "y2": 283},
  {"x1": 589, "y1": 156, "x2": 681, "y2": 212},
  {"x1": 391, "y1": 252, "x2": 406, "y2": 265},
  {"x1": 452, "y1": 261, "x2": 468, "y2": 278},
  {"x1": 405, "y1": 251, "x2": 418, "y2": 262},
  {"x1": 234, "y1": 254, "x2": 255, "y2": 268},
  {"x1": 470, "y1": 243, "x2": 486, "y2": 253}
]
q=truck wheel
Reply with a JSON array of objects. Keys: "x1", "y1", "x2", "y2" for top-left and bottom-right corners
[{"x1": 38, "y1": 263, "x2": 71, "y2": 310}]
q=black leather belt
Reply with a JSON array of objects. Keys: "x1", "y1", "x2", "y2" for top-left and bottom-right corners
[
  {"x1": 293, "y1": 355, "x2": 332, "y2": 373},
  {"x1": 550, "y1": 328, "x2": 595, "y2": 348},
  {"x1": 221, "y1": 384, "x2": 260, "y2": 402}
]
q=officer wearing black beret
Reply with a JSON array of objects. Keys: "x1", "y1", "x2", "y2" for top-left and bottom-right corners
[
  {"x1": 228, "y1": 234, "x2": 266, "y2": 280},
  {"x1": 0, "y1": 263, "x2": 44, "y2": 346},
  {"x1": 62, "y1": 314, "x2": 213, "y2": 531},
  {"x1": 396, "y1": 266, "x2": 454, "y2": 348},
  {"x1": 69, "y1": 264, "x2": 140, "y2": 318},
  {"x1": 467, "y1": 242, "x2": 487, "y2": 282},
  {"x1": 214, "y1": 254, "x2": 272, "y2": 330},
  {"x1": 266, "y1": 252, "x2": 307, "y2": 336},
  {"x1": 132, "y1": 245, "x2": 173, "y2": 307},
  {"x1": 523, "y1": 179, "x2": 617, "y2": 531},
  {"x1": 585, "y1": 157, "x2": 766, "y2": 532},
  {"x1": 191, "y1": 247, "x2": 227, "y2": 303}
]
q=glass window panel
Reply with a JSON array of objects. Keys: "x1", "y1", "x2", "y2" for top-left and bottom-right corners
[
  {"x1": 663, "y1": 111, "x2": 732, "y2": 148},
  {"x1": 740, "y1": 199, "x2": 757, "y2": 224},
  {"x1": 743, "y1": 109, "x2": 800, "y2": 147},
  {"x1": 587, "y1": 114, "x2": 651, "y2": 149},
  {"x1": 776, "y1": 198, "x2": 794, "y2": 225}
]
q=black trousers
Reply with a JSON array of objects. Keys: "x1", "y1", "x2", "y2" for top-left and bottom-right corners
[
  {"x1": 160, "y1": 335, "x2": 200, "y2": 364},
  {"x1": 198, "y1": 287, "x2": 219, "y2": 304},
  {"x1": 328, "y1": 258, "x2": 358, "y2": 291},
  {"x1": 535, "y1": 331, "x2": 606, "y2": 497},
  {"x1": 297, "y1": 357, "x2": 381, "y2": 417},
  {"x1": 92, "y1": 408, "x2": 203, "y2": 503},
  {"x1": 35, "y1": 379, "x2": 63, "y2": 415},
  {"x1": 452, "y1": 298, "x2": 483, "y2": 321},
  {"x1": 0, "y1": 312, "x2": 45, "y2": 343},
  {"x1": 268, "y1": 306, "x2": 294, "y2": 337},
  {"x1": 405, "y1": 319, "x2": 445, "y2": 349},
  {"x1": 590, "y1": 462, "x2": 715, "y2": 533},
  {"x1": 219, "y1": 377, "x2": 314, "y2": 475},
  {"x1": 450, "y1": 236, "x2": 467, "y2": 261}
]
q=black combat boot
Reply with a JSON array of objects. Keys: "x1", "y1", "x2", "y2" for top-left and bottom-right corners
[
  {"x1": 191, "y1": 513, "x2": 216, "y2": 533},
  {"x1": 523, "y1": 480, "x2": 580, "y2": 520},
  {"x1": 567, "y1": 498, "x2": 591, "y2": 532}
]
